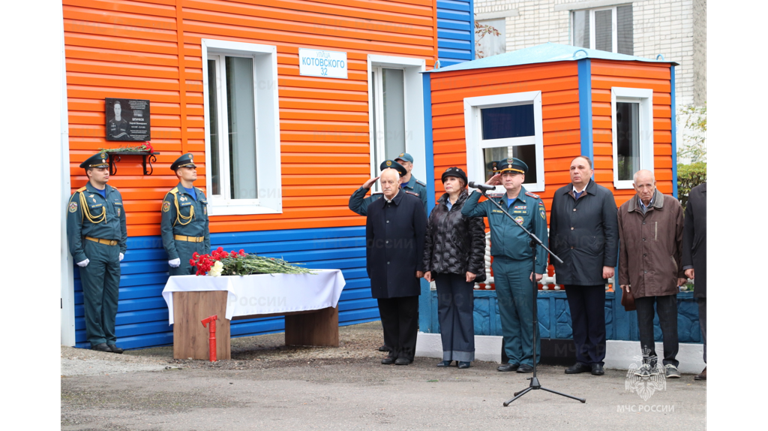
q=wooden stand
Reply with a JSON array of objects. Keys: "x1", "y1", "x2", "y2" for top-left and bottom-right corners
[{"x1": 172, "y1": 291, "x2": 339, "y2": 360}]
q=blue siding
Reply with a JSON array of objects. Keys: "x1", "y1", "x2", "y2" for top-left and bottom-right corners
[
  {"x1": 577, "y1": 59, "x2": 594, "y2": 163},
  {"x1": 670, "y1": 65, "x2": 678, "y2": 198},
  {"x1": 437, "y1": 0, "x2": 474, "y2": 66},
  {"x1": 74, "y1": 226, "x2": 379, "y2": 350}
]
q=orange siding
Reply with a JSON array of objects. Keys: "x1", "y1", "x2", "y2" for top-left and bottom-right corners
[
  {"x1": 430, "y1": 62, "x2": 581, "y2": 218},
  {"x1": 590, "y1": 60, "x2": 673, "y2": 207},
  {"x1": 65, "y1": 0, "x2": 437, "y2": 236}
]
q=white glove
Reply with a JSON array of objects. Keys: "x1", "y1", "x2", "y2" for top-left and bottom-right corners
[
  {"x1": 168, "y1": 258, "x2": 181, "y2": 268},
  {"x1": 119, "y1": 253, "x2": 124, "y2": 262},
  {"x1": 77, "y1": 259, "x2": 90, "y2": 268}
]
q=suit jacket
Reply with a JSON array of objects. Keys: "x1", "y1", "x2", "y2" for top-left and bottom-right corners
[
  {"x1": 366, "y1": 190, "x2": 427, "y2": 298},
  {"x1": 682, "y1": 182, "x2": 707, "y2": 298},
  {"x1": 549, "y1": 179, "x2": 619, "y2": 286}
]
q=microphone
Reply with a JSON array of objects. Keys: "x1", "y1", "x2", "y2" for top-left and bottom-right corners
[{"x1": 468, "y1": 182, "x2": 495, "y2": 192}]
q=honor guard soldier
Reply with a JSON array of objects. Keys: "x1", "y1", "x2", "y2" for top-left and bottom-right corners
[
  {"x1": 349, "y1": 152, "x2": 428, "y2": 216},
  {"x1": 161, "y1": 153, "x2": 210, "y2": 275},
  {"x1": 66, "y1": 152, "x2": 128, "y2": 353},
  {"x1": 462, "y1": 158, "x2": 548, "y2": 373}
]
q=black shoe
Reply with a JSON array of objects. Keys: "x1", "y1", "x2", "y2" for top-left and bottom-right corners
[
  {"x1": 517, "y1": 364, "x2": 534, "y2": 373},
  {"x1": 591, "y1": 364, "x2": 605, "y2": 375},
  {"x1": 497, "y1": 364, "x2": 520, "y2": 372},
  {"x1": 381, "y1": 356, "x2": 396, "y2": 365},
  {"x1": 458, "y1": 362, "x2": 470, "y2": 369},
  {"x1": 565, "y1": 363, "x2": 591, "y2": 374},
  {"x1": 395, "y1": 358, "x2": 412, "y2": 365},
  {"x1": 436, "y1": 360, "x2": 453, "y2": 367},
  {"x1": 91, "y1": 343, "x2": 110, "y2": 352},
  {"x1": 378, "y1": 345, "x2": 390, "y2": 352},
  {"x1": 107, "y1": 344, "x2": 124, "y2": 354}
]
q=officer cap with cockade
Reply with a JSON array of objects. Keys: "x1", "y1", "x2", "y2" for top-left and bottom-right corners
[
  {"x1": 171, "y1": 153, "x2": 197, "y2": 171},
  {"x1": 494, "y1": 157, "x2": 528, "y2": 175},
  {"x1": 379, "y1": 159, "x2": 407, "y2": 177},
  {"x1": 79, "y1": 152, "x2": 110, "y2": 169}
]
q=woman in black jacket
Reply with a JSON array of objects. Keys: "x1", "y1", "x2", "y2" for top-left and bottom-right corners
[{"x1": 423, "y1": 167, "x2": 486, "y2": 369}]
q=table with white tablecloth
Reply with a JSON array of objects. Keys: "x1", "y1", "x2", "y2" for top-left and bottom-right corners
[{"x1": 162, "y1": 270, "x2": 345, "y2": 360}]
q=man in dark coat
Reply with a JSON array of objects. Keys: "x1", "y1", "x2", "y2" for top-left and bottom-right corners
[
  {"x1": 366, "y1": 168, "x2": 427, "y2": 365},
  {"x1": 682, "y1": 182, "x2": 707, "y2": 381},
  {"x1": 618, "y1": 170, "x2": 686, "y2": 379},
  {"x1": 549, "y1": 156, "x2": 618, "y2": 376}
]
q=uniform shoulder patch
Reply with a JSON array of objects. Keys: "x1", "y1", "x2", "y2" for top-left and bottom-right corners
[
  {"x1": 68, "y1": 201, "x2": 78, "y2": 213},
  {"x1": 405, "y1": 191, "x2": 419, "y2": 196},
  {"x1": 162, "y1": 201, "x2": 171, "y2": 213},
  {"x1": 110, "y1": 185, "x2": 118, "y2": 191},
  {"x1": 169, "y1": 187, "x2": 178, "y2": 195},
  {"x1": 76, "y1": 186, "x2": 87, "y2": 193},
  {"x1": 416, "y1": 179, "x2": 426, "y2": 187},
  {"x1": 525, "y1": 191, "x2": 540, "y2": 199}
]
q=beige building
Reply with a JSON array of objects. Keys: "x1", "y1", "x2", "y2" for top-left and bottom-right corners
[{"x1": 474, "y1": 0, "x2": 706, "y2": 154}]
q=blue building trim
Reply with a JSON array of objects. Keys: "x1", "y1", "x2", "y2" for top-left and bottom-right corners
[
  {"x1": 420, "y1": 72, "x2": 436, "y2": 332},
  {"x1": 577, "y1": 59, "x2": 594, "y2": 162},
  {"x1": 437, "y1": 0, "x2": 473, "y2": 66},
  {"x1": 74, "y1": 227, "x2": 380, "y2": 350},
  {"x1": 670, "y1": 65, "x2": 678, "y2": 198}
]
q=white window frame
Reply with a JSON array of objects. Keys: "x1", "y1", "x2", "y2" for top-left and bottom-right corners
[
  {"x1": 463, "y1": 91, "x2": 545, "y2": 193},
  {"x1": 571, "y1": 4, "x2": 633, "y2": 54},
  {"x1": 201, "y1": 39, "x2": 282, "y2": 215},
  {"x1": 611, "y1": 87, "x2": 654, "y2": 189},
  {"x1": 367, "y1": 55, "x2": 426, "y2": 193}
]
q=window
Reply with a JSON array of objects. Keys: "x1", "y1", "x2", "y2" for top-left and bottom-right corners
[
  {"x1": 202, "y1": 40, "x2": 281, "y2": 215},
  {"x1": 368, "y1": 56, "x2": 426, "y2": 192},
  {"x1": 572, "y1": 5, "x2": 633, "y2": 55},
  {"x1": 463, "y1": 92, "x2": 545, "y2": 192},
  {"x1": 611, "y1": 87, "x2": 653, "y2": 189},
  {"x1": 475, "y1": 18, "x2": 506, "y2": 59}
]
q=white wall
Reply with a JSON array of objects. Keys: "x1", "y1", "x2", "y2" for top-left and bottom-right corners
[{"x1": 59, "y1": 1, "x2": 75, "y2": 346}]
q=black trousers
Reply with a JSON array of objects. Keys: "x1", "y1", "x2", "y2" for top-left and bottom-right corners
[
  {"x1": 435, "y1": 273, "x2": 475, "y2": 362},
  {"x1": 564, "y1": 284, "x2": 606, "y2": 366},
  {"x1": 698, "y1": 297, "x2": 707, "y2": 363},
  {"x1": 635, "y1": 295, "x2": 679, "y2": 367},
  {"x1": 377, "y1": 296, "x2": 419, "y2": 361}
]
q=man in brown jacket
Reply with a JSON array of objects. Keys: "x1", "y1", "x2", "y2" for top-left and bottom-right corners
[{"x1": 618, "y1": 170, "x2": 686, "y2": 379}]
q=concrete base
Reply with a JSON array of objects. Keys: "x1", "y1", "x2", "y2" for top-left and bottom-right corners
[
  {"x1": 415, "y1": 332, "x2": 502, "y2": 363},
  {"x1": 415, "y1": 332, "x2": 706, "y2": 374}
]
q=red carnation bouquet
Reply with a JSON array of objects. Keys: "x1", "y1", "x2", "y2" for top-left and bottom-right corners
[{"x1": 190, "y1": 247, "x2": 311, "y2": 276}]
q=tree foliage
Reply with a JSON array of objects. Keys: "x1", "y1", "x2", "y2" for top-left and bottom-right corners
[
  {"x1": 677, "y1": 103, "x2": 707, "y2": 163},
  {"x1": 677, "y1": 162, "x2": 706, "y2": 209}
]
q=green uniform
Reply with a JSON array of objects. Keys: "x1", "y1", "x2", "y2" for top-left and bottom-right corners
[
  {"x1": 66, "y1": 182, "x2": 127, "y2": 347},
  {"x1": 462, "y1": 186, "x2": 548, "y2": 367},
  {"x1": 161, "y1": 184, "x2": 210, "y2": 275},
  {"x1": 349, "y1": 175, "x2": 428, "y2": 216}
]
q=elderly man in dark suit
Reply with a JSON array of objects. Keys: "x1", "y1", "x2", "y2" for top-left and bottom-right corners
[
  {"x1": 682, "y1": 182, "x2": 707, "y2": 381},
  {"x1": 366, "y1": 167, "x2": 427, "y2": 365},
  {"x1": 549, "y1": 156, "x2": 619, "y2": 376}
]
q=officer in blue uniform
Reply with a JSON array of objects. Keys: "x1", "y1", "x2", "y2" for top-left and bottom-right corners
[
  {"x1": 66, "y1": 152, "x2": 128, "y2": 353},
  {"x1": 462, "y1": 158, "x2": 548, "y2": 373},
  {"x1": 161, "y1": 153, "x2": 211, "y2": 276},
  {"x1": 348, "y1": 153, "x2": 428, "y2": 216}
]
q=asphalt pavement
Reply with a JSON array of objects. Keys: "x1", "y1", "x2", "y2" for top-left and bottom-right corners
[{"x1": 61, "y1": 322, "x2": 706, "y2": 430}]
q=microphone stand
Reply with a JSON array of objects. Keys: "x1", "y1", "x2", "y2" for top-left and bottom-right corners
[{"x1": 474, "y1": 187, "x2": 586, "y2": 406}]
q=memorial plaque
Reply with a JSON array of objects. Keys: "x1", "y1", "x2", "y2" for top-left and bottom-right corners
[{"x1": 105, "y1": 98, "x2": 151, "y2": 141}]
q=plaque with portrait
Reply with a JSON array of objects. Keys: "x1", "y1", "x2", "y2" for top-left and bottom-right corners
[{"x1": 105, "y1": 98, "x2": 151, "y2": 141}]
